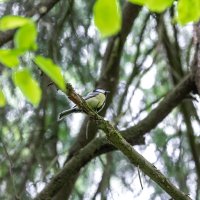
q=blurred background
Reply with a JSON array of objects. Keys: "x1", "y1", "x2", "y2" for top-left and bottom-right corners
[{"x1": 0, "y1": 0, "x2": 200, "y2": 200}]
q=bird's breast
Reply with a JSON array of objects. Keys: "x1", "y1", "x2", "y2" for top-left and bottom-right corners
[{"x1": 86, "y1": 93, "x2": 106, "y2": 110}]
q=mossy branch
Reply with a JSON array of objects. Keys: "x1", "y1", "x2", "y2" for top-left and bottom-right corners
[{"x1": 64, "y1": 84, "x2": 191, "y2": 200}]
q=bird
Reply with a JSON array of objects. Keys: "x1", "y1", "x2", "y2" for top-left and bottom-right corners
[{"x1": 58, "y1": 89, "x2": 110, "y2": 120}]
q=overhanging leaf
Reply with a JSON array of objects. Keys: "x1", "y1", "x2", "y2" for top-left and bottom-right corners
[
  {"x1": 34, "y1": 56, "x2": 65, "y2": 91},
  {"x1": 13, "y1": 69, "x2": 41, "y2": 106},
  {"x1": 14, "y1": 22, "x2": 38, "y2": 51},
  {"x1": 93, "y1": 0, "x2": 122, "y2": 37},
  {"x1": 146, "y1": 0, "x2": 173, "y2": 12},
  {"x1": 0, "y1": 90, "x2": 6, "y2": 107},
  {"x1": 0, "y1": 49, "x2": 24, "y2": 68},
  {"x1": 128, "y1": 0, "x2": 173, "y2": 12},
  {"x1": 0, "y1": 15, "x2": 31, "y2": 31},
  {"x1": 128, "y1": 0, "x2": 146, "y2": 5},
  {"x1": 177, "y1": 0, "x2": 200, "y2": 25}
]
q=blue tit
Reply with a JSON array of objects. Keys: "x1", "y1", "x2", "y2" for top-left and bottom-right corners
[{"x1": 58, "y1": 89, "x2": 110, "y2": 120}]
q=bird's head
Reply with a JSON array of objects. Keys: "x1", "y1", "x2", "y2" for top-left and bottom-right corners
[{"x1": 94, "y1": 89, "x2": 110, "y2": 95}]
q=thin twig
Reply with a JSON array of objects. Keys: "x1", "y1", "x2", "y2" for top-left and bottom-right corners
[
  {"x1": 137, "y1": 165, "x2": 143, "y2": 190},
  {"x1": 1, "y1": 140, "x2": 20, "y2": 200},
  {"x1": 86, "y1": 120, "x2": 90, "y2": 140}
]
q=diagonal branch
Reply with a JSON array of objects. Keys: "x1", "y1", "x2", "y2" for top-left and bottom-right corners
[
  {"x1": 35, "y1": 73, "x2": 194, "y2": 200},
  {"x1": 121, "y1": 73, "x2": 194, "y2": 137}
]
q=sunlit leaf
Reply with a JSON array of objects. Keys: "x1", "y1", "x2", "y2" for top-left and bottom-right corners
[
  {"x1": 128, "y1": 0, "x2": 173, "y2": 12},
  {"x1": 14, "y1": 22, "x2": 37, "y2": 51},
  {"x1": 0, "y1": 15, "x2": 31, "y2": 31},
  {"x1": 128, "y1": 0, "x2": 146, "y2": 5},
  {"x1": 34, "y1": 56, "x2": 65, "y2": 91},
  {"x1": 146, "y1": 0, "x2": 173, "y2": 12},
  {"x1": 13, "y1": 69, "x2": 41, "y2": 106},
  {"x1": 0, "y1": 49, "x2": 23, "y2": 68},
  {"x1": 93, "y1": 0, "x2": 121, "y2": 37},
  {"x1": 0, "y1": 90, "x2": 6, "y2": 107},
  {"x1": 177, "y1": 0, "x2": 200, "y2": 25}
]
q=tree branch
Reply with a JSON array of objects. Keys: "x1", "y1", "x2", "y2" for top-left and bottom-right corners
[{"x1": 35, "y1": 74, "x2": 194, "y2": 200}]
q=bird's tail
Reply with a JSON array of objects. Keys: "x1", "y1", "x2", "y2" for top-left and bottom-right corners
[{"x1": 58, "y1": 108, "x2": 82, "y2": 120}]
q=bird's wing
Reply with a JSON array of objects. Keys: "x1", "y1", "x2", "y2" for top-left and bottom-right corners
[
  {"x1": 71, "y1": 92, "x2": 98, "y2": 108},
  {"x1": 83, "y1": 91, "x2": 99, "y2": 100},
  {"x1": 72, "y1": 91, "x2": 100, "y2": 108}
]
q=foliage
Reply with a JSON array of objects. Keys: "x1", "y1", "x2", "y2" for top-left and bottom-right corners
[
  {"x1": 0, "y1": 15, "x2": 31, "y2": 31},
  {"x1": 93, "y1": 0, "x2": 121, "y2": 37},
  {"x1": 177, "y1": 0, "x2": 200, "y2": 24},
  {"x1": 0, "y1": 0, "x2": 200, "y2": 200},
  {"x1": 0, "y1": 89, "x2": 6, "y2": 107},
  {"x1": 0, "y1": 16, "x2": 65, "y2": 107},
  {"x1": 0, "y1": 49, "x2": 23, "y2": 67},
  {"x1": 128, "y1": 0, "x2": 200, "y2": 24},
  {"x1": 0, "y1": 0, "x2": 199, "y2": 107},
  {"x1": 12, "y1": 69, "x2": 41, "y2": 106},
  {"x1": 14, "y1": 22, "x2": 38, "y2": 51},
  {"x1": 34, "y1": 56, "x2": 65, "y2": 91},
  {"x1": 128, "y1": 0, "x2": 174, "y2": 12}
]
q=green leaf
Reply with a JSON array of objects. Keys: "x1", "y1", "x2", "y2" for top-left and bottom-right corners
[
  {"x1": 0, "y1": 90, "x2": 6, "y2": 107},
  {"x1": 128, "y1": 0, "x2": 173, "y2": 12},
  {"x1": 0, "y1": 49, "x2": 23, "y2": 68},
  {"x1": 93, "y1": 0, "x2": 121, "y2": 37},
  {"x1": 0, "y1": 15, "x2": 31, "y2": 31},
  {"x1": 177, "y1": 0, "x2": 200, "y2": 25},
  {"x1": 128, "y1": 0, "x2": 146, "y2": 5},
  {"x1": 145, "y1": 0, "x2": 173, "y2": 12},
  {"x1": 14, "y1": 22, "x2": 37, "y2": 51},
  {"x1": 13, "y1": 69, "x2": 41, "y2": 106},
  {"x1": 34, "y1": 56, "x2": 65, "y2": 91}
]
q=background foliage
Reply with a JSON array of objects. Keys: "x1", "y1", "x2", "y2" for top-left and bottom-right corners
[{"x1": 0, "y1": 0, "x2": 200, "y2": 200}]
